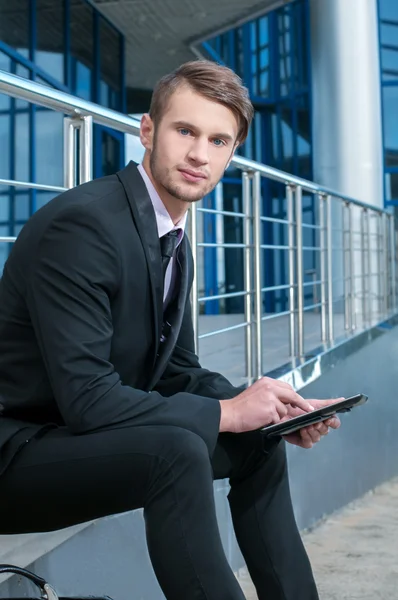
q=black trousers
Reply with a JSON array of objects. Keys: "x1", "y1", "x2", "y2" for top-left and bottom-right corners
[{"x1": 0, "y1": 425, "x2": 318, "y2": 600}]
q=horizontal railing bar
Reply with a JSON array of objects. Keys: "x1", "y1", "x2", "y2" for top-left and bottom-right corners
[
  {"x1": 0, "y1": 70, "x2": 391, "y2": 216},
  {"x1": 261, "y1": 283, "x2": 290, "y2": 292},
  {"x1": 260, "y1": 216, "x2": 289, "y2": 225},
  {"x1": 303, "y1": 302, "x2": 323, "y2": 312},
  {"x1": 0, "y1": 237, "x2": 16, "y2": 242},
  {"x1": 0, "y1": 178, "x2": 67, "y2": 193},
  {"x1": 197, "y1": 242, "x2": 247, "y2": 248},
  {"x1": 261, "y1": 309, "x2": 291, "y2": 321},
  {"x1": 198, "y1": 321, "x2": 248, "y2": 339},
  {"x1": 198, "y1": 208, "x2": 246, "y2": 218},
  {"x1": 198, "y1": 290, "x2": 249, "y2": 302}
]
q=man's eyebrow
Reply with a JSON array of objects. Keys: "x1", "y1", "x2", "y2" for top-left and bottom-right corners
[{"x1": 172, "y1": 121, "x2": 235, "y2": 143}]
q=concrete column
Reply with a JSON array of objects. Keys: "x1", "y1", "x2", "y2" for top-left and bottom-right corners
[
  {"x1": 310, "y1": 0, "x2": 383, "y2": 208},
  {"x1": 310, "y1": 0, "x2": 385, "y2": 323}
]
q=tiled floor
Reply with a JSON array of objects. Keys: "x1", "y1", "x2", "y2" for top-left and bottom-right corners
[{"x1": 239, "y1": 477, "x2": 398, "y2": 600}]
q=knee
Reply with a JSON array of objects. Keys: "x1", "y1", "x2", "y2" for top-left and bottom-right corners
[{"x1": 158, "y1": 426, "x2": 211, "y2": 472}]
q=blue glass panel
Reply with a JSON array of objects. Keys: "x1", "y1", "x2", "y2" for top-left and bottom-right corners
[
  {"x1": 379, "y1": 0, "x2": 398, "y2": 21},
  {"x1": 101, "y1": 131, "x2": 120, "y2": 177},
  {"x1": 35, "y1": 110, "x2": 64, "y2": 185},
  {"x1": 0, "y1": 193, "x2": 9, "y2": 221},
  {"x1": 15, "y1": 110, "x2": 30, "y2": 182},
  {"x1": 0, "y1": 52, "x2": 11, "y2": 111},
  {"x1": 36, "y1": 192, "x2": 57, "y2": 210},
  {"x1": 0, "y1": 114, "x2": 10, "y2": 179},
  {"x1": 259, "y1": 48, "x2": 269, "y2": 70},
  {"x1": 15, "y1": 64, "x2": 31, "y2": 109},
  {"x1": 99, "y1": 16, "x2": 122, "y2": 100},
  {"x1": 36, "y1": 0, "x2": 65, "y2": 83},
  {"x1": 259, "y1": 17, "x2": 269, "y2": 46},
  {"x1": 386, "y1": 172, "x2": 398, "y2": 200},
  {"x1": 75, "y1": 61, "x2": 92, "y2": 101},
  {"x1": 259, "y1": 71, "x2": 269, "y2": 96},
  {"x1": 250, "y1": 22, "x2": 257, "y2": 52},
  {"x1": 71, "y1": 0, "x2": 94, "y2": 99},
  {"x1": 381, "y1": 48, "x2": 398, "y2": 80},
  {"x1": 383, "y1": 86, "x2": 398, "y2": 167},
  {"x1": 381, "y1": 23, "x2": 398, "y2": 45},
  {"x1": 14, "y1": 193, "x2": 30, "y2": 221},
  {"x1": 0, "y1": 225, "x2": 9, "y2": 273}
]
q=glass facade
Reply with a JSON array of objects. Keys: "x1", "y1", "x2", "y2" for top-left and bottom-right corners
[
  {"x1": 379, "y1": 0, "x2": 398, "y2": 204},
  {"x1": 0, "y1": 0, "x2": 125, "y2": 252},
  {"x1": 203, "y1": 0, "x2": 312, "y2": 313}
]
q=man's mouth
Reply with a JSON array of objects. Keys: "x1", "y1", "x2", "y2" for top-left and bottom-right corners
[{"x1": 178, "y1": 169, "x2": 207, "y2": 183}]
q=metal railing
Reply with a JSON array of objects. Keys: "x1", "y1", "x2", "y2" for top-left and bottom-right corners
[{"x1": 1, "y1": 69, "x2": 397, "y2": 386}]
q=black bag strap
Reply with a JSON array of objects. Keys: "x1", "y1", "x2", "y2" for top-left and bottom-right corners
[{"x1": 0, "y1": 564, "x2": 58, "y2": 599}]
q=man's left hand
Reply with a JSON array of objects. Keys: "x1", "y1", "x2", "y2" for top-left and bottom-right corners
[{"x1": 282, "y1": 398, "x2": 342, "y2": 449}]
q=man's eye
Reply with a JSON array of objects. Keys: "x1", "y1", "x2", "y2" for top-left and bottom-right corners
[
  {"x1": 213, "y1": 138, "x2": 225, "y2": 147},
  {"x1": 179, "y1": 128, "x2": 191, "y2": 136}
]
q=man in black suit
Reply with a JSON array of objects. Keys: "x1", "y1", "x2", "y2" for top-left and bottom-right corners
[{"x1": 0, "y1": 61, "x2": 341, "y2": 599}]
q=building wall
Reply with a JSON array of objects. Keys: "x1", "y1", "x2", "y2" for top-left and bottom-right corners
[{"x1": 0, "y1": 0, "x2": 125, "y2": 271}]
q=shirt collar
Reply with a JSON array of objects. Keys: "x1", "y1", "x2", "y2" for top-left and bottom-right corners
[{"x1": 137, "y1": 164, "x2": 187, "y2": 243}]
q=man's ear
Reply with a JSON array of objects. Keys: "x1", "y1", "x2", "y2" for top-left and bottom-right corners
[{"x1": 140, "y1": 114, "x2": 154, "y2": 151}]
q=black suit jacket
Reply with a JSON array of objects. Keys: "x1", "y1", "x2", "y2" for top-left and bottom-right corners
[{"x1": 0, "y1": 162, "x2": 240, "y2": 476}]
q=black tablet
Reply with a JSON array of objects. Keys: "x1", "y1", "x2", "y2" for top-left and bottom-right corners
[{"x1": 260, "y1": 393, "x2": 368, "y2": 438}]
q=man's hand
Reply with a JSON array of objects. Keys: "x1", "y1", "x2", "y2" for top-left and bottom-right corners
[
  {"x1": 281, "y1": 398, "x2": 342, "y2": 449},
  {"x1": 219, "y1": 377, "x2": 315, "y2": 433},
  {"x1": 219, "y1": 379, "x2": 343, "y2": 449}
]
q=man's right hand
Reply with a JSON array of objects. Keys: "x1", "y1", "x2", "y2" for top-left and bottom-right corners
[{"x1": 219, "y1": 377, "x2": 315, "y2": 434}]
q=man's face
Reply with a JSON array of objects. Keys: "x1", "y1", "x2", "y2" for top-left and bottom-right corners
[{"x1": 140, "y1": 86, "x2": 239, "y2": 204}]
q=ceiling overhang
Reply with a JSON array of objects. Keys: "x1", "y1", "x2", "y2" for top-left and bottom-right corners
[{"x1": 92, "y1": 0, "x2": 291, "y2": 89}]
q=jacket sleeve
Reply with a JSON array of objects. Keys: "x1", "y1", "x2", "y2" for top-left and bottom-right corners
[
  {"x1": 26, "y1": 206, "x2": 221, "y2": 455},
  {"x1": 154, "y1": 296, "x2": 246, "y2": 400}
]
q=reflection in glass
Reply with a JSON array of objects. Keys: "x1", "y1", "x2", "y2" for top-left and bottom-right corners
[
  {"x1": 0, "y1": 196, "x2": 9, "y2": 222},
  {"x1": 36, "y1": 192, "x2": 57, "y2": 210},
  {"x1": 36, "y1": 0, "x2": 65, "y2": 83},
  {"x1": 71, "y1": 0, "x2": 94, "y2": 99},
  {"x1": 0, "y1": 0, "x2": 30, "y2": 58},
  {"x1": 99, "y1": 16, "x2": 122, "y2": 104},
  {"x1": 102, "y1": 131, "x2": 121, "y2": 177}
]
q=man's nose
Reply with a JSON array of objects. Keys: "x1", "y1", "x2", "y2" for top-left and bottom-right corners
[{"x1": 187, "y1": 137, "x2": 209, "y2": 165}]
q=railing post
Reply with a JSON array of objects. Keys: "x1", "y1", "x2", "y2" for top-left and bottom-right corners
[
  {"x1": 287, "y1": 185, "x2": 296, "y2": 357},
  {"x1": 343, "y1": 201, "x2": 350, "y2": 331},
  {"x1": 63, "y1": 117, "x2": 75, "y2": 189},
  {"x1": 361, "y1": 208, "x2": 368, "y2": 326},
  {"x1": 79, "y1": 115, "x2": 93, "y2": 184},
  {"x1": 189, "y1": 202, "x2": 199, "y2": 354},
  {"x1": 366, "y1": 209, "x2": 372, "y2": 323},
  {"x1": 296, "y1": 185, "x2": 304, "y2": 357},
  {"x1": 326, "y1": 194, "x2": 334, "y2": 342},
  {"x1": 253, "y1": 170, "x2": 263, "y2": 379},
  {"x1": 319, "y1": 193, "x2": 327, "y2": 342},
  {"x1": 348, "y1": 203, "x2": 356, "y2": 331},
  {"x1": 390, "y1": 214, "x2": 396, "y2": 311},
  {"x1": 243, "y1": 172, "x2": 253, "y2": 385},
  {"x1": 64, "y1": 115, "x2": 93, "y2": 188}
]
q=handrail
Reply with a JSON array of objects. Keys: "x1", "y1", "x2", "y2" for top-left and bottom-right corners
[{"x1": 0, "y1": 69, "x2": 388, "y2": 215}]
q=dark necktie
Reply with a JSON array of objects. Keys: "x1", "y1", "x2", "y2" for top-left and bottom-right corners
[{"x1": 160, "y1": 230, "x2": 180, "y2": 281}]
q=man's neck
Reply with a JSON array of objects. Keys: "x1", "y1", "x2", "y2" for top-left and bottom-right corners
[{"x1": 141, "y1": 156, "x2": 188, "y2": 226}]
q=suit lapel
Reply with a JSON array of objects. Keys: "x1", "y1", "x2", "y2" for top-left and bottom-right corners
[
  {"x1": 147, "y1": 236, "x2": 191, "y2": 390},
  {"x1": 116, "y1": 162, "x2": 163, "y2": 370}
]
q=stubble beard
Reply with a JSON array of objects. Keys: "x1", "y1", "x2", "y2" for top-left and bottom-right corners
[{"x1": 150, "y1": 146, "x2": 215, "y2": 204}]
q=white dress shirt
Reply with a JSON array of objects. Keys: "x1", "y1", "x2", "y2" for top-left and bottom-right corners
[{"x1": 137, "y1": 164, "x2": 187, "y2": 304}]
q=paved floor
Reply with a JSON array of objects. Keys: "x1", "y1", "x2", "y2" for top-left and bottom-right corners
[{"x1": 238, "y1": 477, "x2": 398, "y2": 599}]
